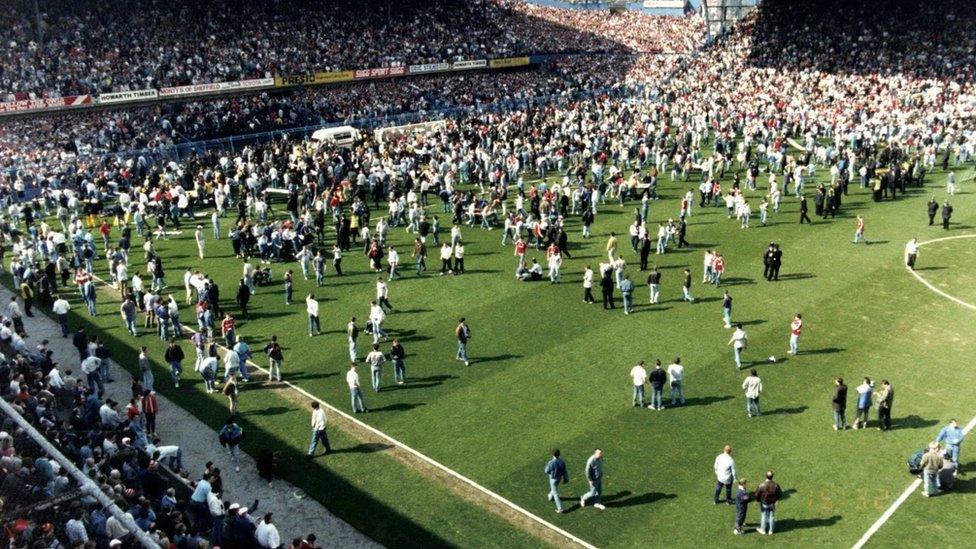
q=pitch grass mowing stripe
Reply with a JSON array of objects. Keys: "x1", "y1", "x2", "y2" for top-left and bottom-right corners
[
  {"x1": 906, "y1": 234, "x2": 976, "y2": 311},
  {"x1": 84, "y1": 271, "x2": 598, "y2": 549},
  {"x1": 852, "y1": 414, "x2": 976, "y2": 549}
]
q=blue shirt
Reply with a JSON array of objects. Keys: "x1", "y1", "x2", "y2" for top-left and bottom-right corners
[
  {"x1": 937, "y1": 426, "x2": 964, "y2": 447},
  {"x1": 191, "y1": 479, "x2": 211, "y2": 503}
]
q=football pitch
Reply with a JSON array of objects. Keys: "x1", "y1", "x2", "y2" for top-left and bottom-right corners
[{"x1": 27, "y1": 162, "x2": 976, "y2": 548}]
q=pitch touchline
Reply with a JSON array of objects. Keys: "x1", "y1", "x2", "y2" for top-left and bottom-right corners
[
  {"x1": 85, "y1": 272, "x2": 597, "y2": 549},
  {"x1": 851, "y1": 414, "x2": 976, "y2": 549},
  {"x1": 905, "y1": 234, "x2": 976, "y2": 311},
  {"x1": 852, "y1": 235, "x2": 976, "y2": 549}
]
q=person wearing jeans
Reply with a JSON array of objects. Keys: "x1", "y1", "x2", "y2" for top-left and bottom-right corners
[
  {"x1": 668, "y1": 358, "x2": 686, "y2": 406},
  {"x1": 365, "y1": 344, "x2": 385, "y2": 392},
  {"x1": 920, "y1": 442, "x2": 944, "y2": 496},
  {"x1": 742, "y1": 369, "x2": 762, "y2": 417},
  {"x1": 713, "y1": 445, "x2": 737, "y2": 504},
  {"x1": 390, "y1": 340, "x2": 406, "y2": 385},
  {"x1": 832, "y1": 378, "x2": 848, "y2": 430},
  {"x1": 648, "y1": 361, "x2": 666, "y2": 410},
  {"x1": 306, "y1": 294, "x2": 322, "y2": 336},
  {"x1": 728, "y1": 324, "x2": 747, "y2": 369},
  {"x1": 629, "y1": 361, "x2": 647, "y2": 407},
  {"x1": 580, "y1": 449, "x2": 605, "y2": 510},
  {"x1": 544, "y1": 449, "x2": 570, "y2": 513},
  {"x1": 936, "y1": 419, "x2": 964, "y2": 465},
  {"x1": 307, "y1": 402, "x2": 332, "y2": 457},
  {"x1": 754, "y1": 471, "x2": 782, "y2": 535},
  {"x1": 52, "y1": 295, "x2": 70, "y2": 337},
  {"x1": 346, "y1": 364, "x2": 368, "y2": 413},
  {"x1": 722, "y1": 292, "x2": 733, "y2": 328},
  {"x1": 455, "y1": 318, "x2": 471, "y2": 366}
]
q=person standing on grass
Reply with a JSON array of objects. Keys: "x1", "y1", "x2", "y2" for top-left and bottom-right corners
[
  {"x1": 223, "y1": 377, "x2": 239, "y2": 415},
  {"x1": 313, "y1": 251, "x2": 326, "y2": 286},
  {"x1": 942, "y1": 199, "x2": 953, "y2": 230},
  {"x1": 647, "y1": 266, "x2": 661, "y2": 304},
  {"x1": 936, "y1": 419, "x2": 964, "y2": 467},
  {"x1": 218, "y1": 416, "x2": 243, "y2": 472},
  {"x1": 853, "y1": 377, "x2": 874, "y2": 429},
  {"x1": 369, "y1": 301, "x2": 387, "y2": 344},
  {"x1": 306, "y1": 294, "x2": 322, "y2": 337},
  {"x1": 439, "y1": 242, "x2": 453, "y2": 275},
  {"x1": 221, "y1": 312, "x2": 236, "y2": 349},
  {"x1": 545, "y1": 449, "x2": 570, "y2": 513},
  {"x1": 648, "y1": 360, "x2": 667, "y2": 410},
  {"x1": 347, "y1": 317, "x2": 360, "y2": 362},
  {"x1": 832, "y1": 378, "x2": 848, "y2": 431},
  {"x1": 668, "y1": 357, "x2": 685, "y2": 406},
  {"x1": 197, "y1": 353, "x2": 218, "y2": 394},
  {"x1": 453, "y1": 241, "x2": 466, "y2": 274},
  {"x1": 788, "y1": 314, "x2": 802, "y2": 355},
  {"x1": 284, "y1": 270, "x2": 294, "y2": 305},
  {"x1": 754, "y1": 471, "x2": 782, "y2": 535},
  {"x1": 366, "y1": 344, "x2": 386, "y2": 392},
  {"x1": 733, "y1": 478, "x2": 751, "y2": 535},
  {"x1": 164, "y1": 338, "x2": 184, "y2": 388},
  {"x1": 376, "y1": 278, "x2": 393, "y2": 312},
  {"x1": 53, "y1": 294, "x2": 70, "y2": 337},
  {"x1": 630, "y1": 360, "x2": 647, "y2": 408},
  {"x1": 413, "y1": 238, "x2": 427, "y2": 275},
  {"x1": 600, "y1": 266, "x2": 615, "y2": 309},
  {"x1": 714, "y1": 445, "x2": 737, "y2": 504},
  {"x1": 620, "y1": 274, "x2": 634, "y2": 314},
  {"x1": 606, "y1": 232, "x2": 618, "y2": 262},
  {"x1": 195, "y1": 225, "x2": 205, "y2": 259},
  {"x1": 120, "y1": 295, "x2": 138, "y2": 336},
  {"x1": 456, "y1": 317, "x2": 471, "y2": 366},
  {"x1": 332, "y1": 244, "x2": 343, "y2": 276},
  {"x1": 722, "y1": 291, "x2": 733, "y2": 329},
  {"x1": 728, "y1": 324, "x2": 747, "y2": 369},
  {"x1": 580, "y1": 449, "x2": 606, "y2": 510},
  {"x1": 770, "y1": 244, "x2": 782, "y2": 281},
  {"x1": 853, "y1": 215, "x2": 868, "y2": 244},
  {"x1": 927, "y1": 197, "x2": 939, "y2": 226},
  {"x1": 682, "y1": 268, "x2": 694, "y2": 302},
  {"x1": 799, "y1": 195, "x2": 812, "y2": 224},
  {"x1": 307, "y1": 401, "x2": 332, "y2": 458},
  {"x1": 265, "y1": 335, "x2": 284, "y2": 382},
  {"x1": 514, "y1": 236, "x2": 527, "y2": 269},
  {"x1": 876, "y1": 379, "x2": 894, "y2": 431},
  {"x1": 390, "y1": 339, "x2": 406, "y2": 385},
  {"x1": 905, "y1": 238, "x2": 919, "y2": 270},
  {"x1": 921, "y1": 441, "x2": 944, "y2": 497},
  {"x1": 742, "y1": 369, "x2": 762, "y2": 417},
  {"x1": 583, "y1": 265, "x2": 595, "y2": 304},
  {"x1": 236, "y1": 279, "x2": 251, "y2": 319},
  {"x1": 346, "y1": 363, "x2": 368, "y2": 413}
]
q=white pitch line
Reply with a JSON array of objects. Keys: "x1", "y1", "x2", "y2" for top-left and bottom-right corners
[
  {"x1": 905, "y1": 234, "x2": 976, "y2": 311},
  {"x1": 853, "y1": 235, "x2": 976, "y2": 549},
  {"x1": 85, "y1": 272, "x2": 597, "y2": 549},
  {"x1": 851, "y1": 414, "x2": 976, "y2": 549}
]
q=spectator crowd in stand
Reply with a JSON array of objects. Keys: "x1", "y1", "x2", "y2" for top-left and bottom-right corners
[{"x1": 0, "y1": 0, "x2": 705, "y2": 99}]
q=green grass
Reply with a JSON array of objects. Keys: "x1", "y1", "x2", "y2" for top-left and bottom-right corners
[{"x1": 26, "y1": 161, "x2": 976, "y2": 548}]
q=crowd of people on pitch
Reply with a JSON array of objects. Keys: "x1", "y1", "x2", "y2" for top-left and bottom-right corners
[{"x1": 0, "y1": 0, "x2": 704, "y2": 99}]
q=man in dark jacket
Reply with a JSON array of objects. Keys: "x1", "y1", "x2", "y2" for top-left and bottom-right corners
[
  {"x1": 832, "y1": 378, "x2": 848, "y2": 430},
  {"x1": 799, "y1": 195, "x2": 812, "y2": 224},
  {"x1": 927, "y1": 197, "x2": 939, "y2": 225},
  {"x1": 600, "y1": 268, "x2": 615, "y2": 309},
  {"x1": 648, "y1": 361, "x2": 667, "y2": 410},
  {"x1": 942, "y1": 200, "x2": 953, "y2": 229},
  {"x1": 754, "y1": 471, "x2": 783, "y2": 535}
]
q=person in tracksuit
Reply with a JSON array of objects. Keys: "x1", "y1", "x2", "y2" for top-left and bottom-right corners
[{"x1": 580, "y1": 449, "x2": 606, "y2": 510}]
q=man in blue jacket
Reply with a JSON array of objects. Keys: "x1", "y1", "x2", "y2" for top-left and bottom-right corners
[
  {"x1": 936, "y1": 419, "x2": 965, "y2": 467},
  {"x1": 580, "y1": 449, "x2": 605, "y2": 510},
  {"x1": 544, "y1": 449, "x2": 570, "y2": 513}
]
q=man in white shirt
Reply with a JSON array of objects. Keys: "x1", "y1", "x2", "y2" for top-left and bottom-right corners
[
  {"x1": 306, "y1": 293, "x2": 321, "y2": 337},
  {"x1": 52, "y1": 294, "x2": 71, "y2": 337},
  {"x1": 728, "y1": 324, "x2": 747, "y2": 369},
  {"x1": 81, "y1": 355, "x2": 103, "y2": 392},
  {"x1": 365, "y1": 344, "x2": 386, "y2": 392},
  {"x1": 742, "y1": 369, "x2": 763, "y2": 417},
  {"x1": 582, "y1": 265, "x2": 595, "y2": 303},
  {"x1": 904, "y1": 237, "x2": 919, "y2": 270},
  {"x1": 629, "y1": 361, "x2": 648, "y2": 407},
  {"x1": 255, "y1": 513, "x2": 281, "y2": 549},
  {"x1": 369, "y1": 300, "x2": 387, "y2": 344},
  {"x1": 387, "y1": 248, "x2": 400, "y2": 281},
  {"x1": 376, "y1": 278, "x2": 393, "y2": 312},
  {"x1": 713, "y1": 445, "x2": 737, "y2": 504},
  {"x1": 346, "y1": 364, "x2": 368, "y2": 413},
  {"x1": 667, "y1": 358, "x2": 685, "y2": 406},
  {"x1": 307, "y1": 401, "x2": 331, "y2": 457}
]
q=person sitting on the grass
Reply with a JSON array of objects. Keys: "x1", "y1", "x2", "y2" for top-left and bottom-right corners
[{"x1": 517, "y1": 258, "x2": 544, "y2": 281}]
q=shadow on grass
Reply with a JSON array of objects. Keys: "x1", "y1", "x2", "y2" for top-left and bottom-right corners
[
  {"x1": 896, "y1": 415, "x2": 939, "y2": 430},
  {"x1": 913, "y1": 266, "x2": 946, "y2": 272},
  {"x1": 370, "y1": 402, "x2": 426, "y2": 413},
  {"x1": 680, "y1": 395, "x2": 734, "y2": 407},
  {"x1": 803, "y1": 347, "x2": 845, "y2": 355},
  {"x1": 603, "y1": 490, "x2": 677, "y2": 508},
  {"x1": 330, "y1": 442, "x2": 395, "y2": 454},
  {"x1": 775, "y1": 515, "x2": 842, "y2": 532},
  {"x1": 777, "y1": 273, "x2": 816, "y2": 281},
  {"x1": 738, "y1": 319, "x2": 767, "y2": 327},
  {"x1": 722, "y1": 277, "x2": 755, "y2": 286},
  {"x1": 766, "y1": 406, "x2": 808, "y2": 416},
  {"x1": 241, "y1": 405, "x2": 294, "y2": 416}
]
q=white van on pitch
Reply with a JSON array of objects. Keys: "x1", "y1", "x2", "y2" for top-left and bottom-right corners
[{"x1": 311, "y1": 125, "x2": 360, "y2": 149}]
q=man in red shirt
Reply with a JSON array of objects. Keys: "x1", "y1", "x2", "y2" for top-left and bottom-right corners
[
  {"x1": 788, "y1": 313, "x2": 803, "y2": 355},
  {"x1": 514, "y1": 237, "x2": 527, "y2": 269},
  {"x1": 853, "y1": 215, "x2": 868, "y2": 244},
  {"x1": 221, "y1": 313, "x2": 236, "y2": 349}
]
